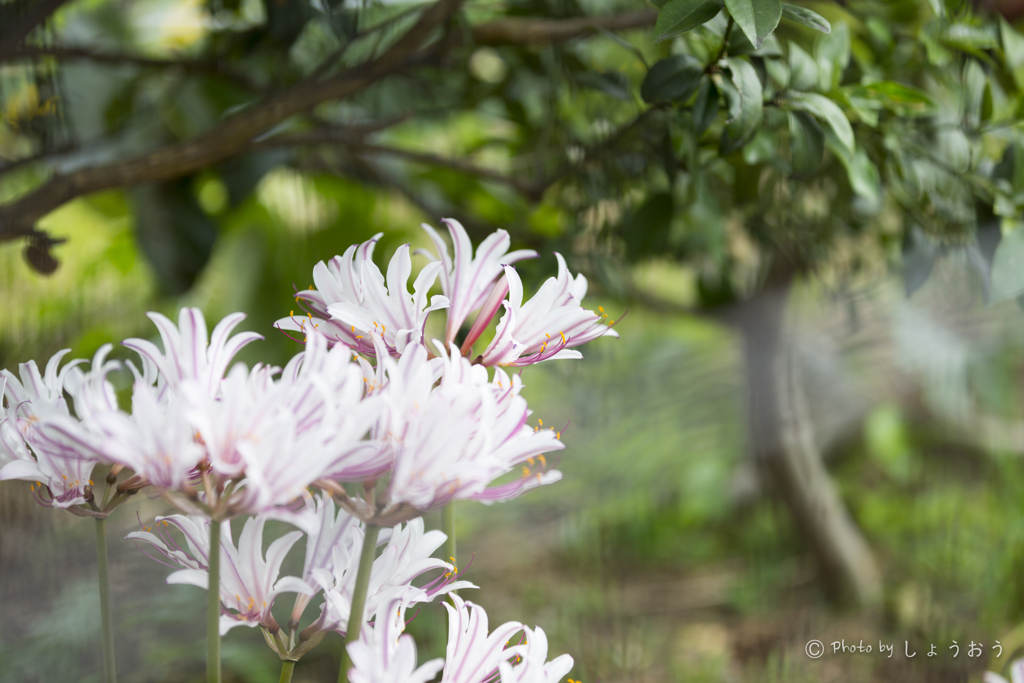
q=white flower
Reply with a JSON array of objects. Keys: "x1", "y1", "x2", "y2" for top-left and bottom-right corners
[
  {"x1": 271, "y1": 494, "x2": 361, "y2": 625},
  {"x1": 0, "y1": 377, "x2": 33, "y2": 476},
  {"x1": 179, "y1": 330, "x2": 384, "y2": 514},
  {"x1": 123, "y1": 308, "x2": 262, "y2": 399},
  {"x1": 0, "y1": 349, "x2": 103, "y2": 507},
  {"x1": 420, "y1": 219, "x2": 536, "y2": 348},
  {"x1": 987, "y1": 659, "x2": 1024, "y2": 683},
  {"x1": 479, "y1": 255, "x2": 618, "y2": 367},
  {"x1": 347, "y1": 594, "x2": 574, "y2": 683},
  {"x1": 128, "y1": 514, "x2": 312, "y2": 634},
  {"x1": 497, "y1": 627, "x2": 574, "y2": 683},
  {"x1": 382, "y1": 344, "x2": 564, "y2": 512},
  {"x1": 312, "y1": 517, "x2": 473, "y2": 635},
  {"x1": 440, "y1": 595, "x2": 527, "y2": 683},
  {"x1": 88, "y1": 380, "x2": 204, "y2": 491},
  {"x1": 347, "y1": 596, "x2": 445, "y2": 683},
  {"x1": 277, "y1": 330, "x2": 390, "y2": 481},
  {"x1": 276, "y1": 235, "x2": 449, "y2": 357}
]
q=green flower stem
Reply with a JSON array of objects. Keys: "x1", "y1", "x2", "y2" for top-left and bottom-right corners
[
  {"x1": 279, "y1": 661, "x2": 296, "y2": 683},
  {"x1": 338, "y1": 524, "x2": 381, "y2": 683},
  {"x1": 442, "y1": 502, "x2": 457, "y2": 568},
  {"x1": 94, "y1": 518, "x2": 117, "y2": 683},
  {"x1": 208, "y1": 519, "x2": 222, "y2": 683}
]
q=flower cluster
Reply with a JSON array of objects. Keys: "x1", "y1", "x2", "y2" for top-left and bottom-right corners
[{"x1": 0, "y1": 219, "x2": 615, "y2": 681}]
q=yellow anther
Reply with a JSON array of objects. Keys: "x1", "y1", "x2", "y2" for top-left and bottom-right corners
[
  {"x1": 598, "y1": 306, "x2": 604, "y2": 313},
  {"x1": 527, "y1": 457, "x2": 535, "y2": 465},
  {"x1": 522, "y1": 466, "x2": 530, "y2": 477},
  {"x1": 560, "y1": 331, "x2": 566, "y2": 344},
  {"x1": 556, "y1": 432, "x2": 561, "y2": 439},
  {"x1": 308, "y1": 285, "x2": 313, "y2": 290},
  {"x1": 538, "y1": 455, "x2": 546, "y2": 467},
  {"x1": 290, "y1": 310, "x2": 294, "y2": 316},
  {"x1": 88, "y1": 480, "x2": 94, "y2": 486},
  {"x1": 538, "y1": 419, "x2": 543, "y2": 426}
]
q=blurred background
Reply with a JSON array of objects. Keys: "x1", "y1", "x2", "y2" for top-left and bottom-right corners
[{"x1": 6, "y1": 0, "x2": 1024, "y2": 680}]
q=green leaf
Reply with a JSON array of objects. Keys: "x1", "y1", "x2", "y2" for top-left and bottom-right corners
[
  {"x1": 964, "y1": 59, "x2": 987, "y2": 128},
  {"x1": 788, "y1": 111, "x2": 824, "y2": 176},
  {"x1": 742, "y1": 130, "x2": 776, "y2": 165},
  {"x1": 780, "y1": 3, "x2": 830, "y2": 34},
  {"x1": 785, "y1": 91, "x2": 853, "y2": 152},
  {"x1": 724, "y1": 0, "x2": 782, "y2": 49},
  {"x1": 857, "y1": 81, "x2": 933, "y2": 109},
  {"x1": 830, "y1": 142, "x2": 880, "y2": 203},
  {"x1": 693, "y1": 77, "x2": 720, "y2": 135},
  {"x1": 787, "y1": 41, "x2": 818, "y2": 91},
  {"x1": 835, "y1": 89, "x2": 882, "y2": 126},
  {"x1": 641, "y1": 55, "x2": 706, "y2": 103},
  {"x1": 815, "y1": 21, "x2": 850, "y2": 90},
  {"x1": 941, "y1": 23, "x2": 999, "y2": 53},
  {"x1": 991, "y1": 225, "x2": 1024, "y2": 302},
  {"x1": 721, "y1": 57, "x2": 764, "y2": 153},
  {"x1": 1001, "y1": 18, "x2": 1024, "y2": 90},
  {"x1": 655, "y1": 0, "x2": 724, "y2": 42},
  {"x1": 764, "y1": 57, "x2": 789, "y2": 88}
]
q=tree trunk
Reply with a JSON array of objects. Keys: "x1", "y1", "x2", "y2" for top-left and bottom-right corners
[{"x1": 738, "y1": 263, "x2": 883, "y2": 612}]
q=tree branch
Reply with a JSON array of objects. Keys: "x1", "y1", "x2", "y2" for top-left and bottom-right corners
[
  {"x1": 0, "y1": 4, "x2": 657, "y2": 253},
  {"x1": 259, "y1": 129, "x2": 544, "y2": 197},
  {"x1": 0, "y1": 0, "x2": 463, "y2": 247},
  {"x1": 356, "y1": 142, "x2": 543, "y2": 197},
  {"x1": 471, "y1": 9, "x2": 656, "y2": 46}
]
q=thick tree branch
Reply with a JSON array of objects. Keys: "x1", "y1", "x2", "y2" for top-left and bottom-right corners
[
  {"x1": 0, "y1": 0, "x2": 463, "y2": 245},
  {"x1": 0, "y1": 46, "x2": 263, "y2": 90},
  {"x1": 472, "y1": 9, "x2": 656, "y2": 46},
  {"x1": 0, "y1": 142, "x2": 76, "y2": 175},
  {"x1": 0, "y1": 4, "x2": 656, "y2": 251}
]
